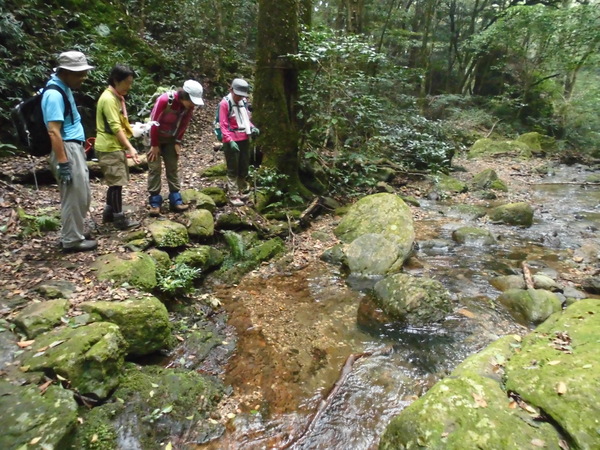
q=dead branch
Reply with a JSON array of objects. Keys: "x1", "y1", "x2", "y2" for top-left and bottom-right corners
[{"x1": 522, "y1": 262, "x2": 534, "y2": 290}]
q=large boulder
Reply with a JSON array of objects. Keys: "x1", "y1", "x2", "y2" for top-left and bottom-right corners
[
  {"x1": 516, "y1": 132, "x2": 556, "y2": 154},
  {"x1": 80, "y1": 296, "x2": 171, "y2": 356},
  {"x1": 379, "y1": 335, "x2": 563, "y2": 449},
  {"x1": 373, "y1": 273, "x2": 453, "y2": 326},
  {"x1": 12, "y1": 299, "x2": 69, "y2": 338},
  {"x1": 497, "y1": 288, "x2": 562, "y2": 326},
  {"x1": 147, "y1": 219, "x2": 190, "y2": 248},
  {"x1": 92, "y1": 251, "x2": 157, "y2": 291},
  {"x1": 488, "y1": 202, "x2": 534, "y2": 227},
  {"x1": 345, "y1": 233, "x2": 403, "y2": 276},
  {"x1": 20, "y1": 322, "x2": 127, "y2": 399},
  {"x1": 334, "y1": 193, "x2": 414, "y2": 270},
  {"x1": 72, "y1": 364, "x2": 225, "y2": 450},
  {"x1": 505, "y1": 299, "x2": 600, "y2": 449},
  {"x1": 468, "y1": 138, "x2": 532, "y2": 159},
  {"x1": 0, "y1": 381, "x2": 78, "y2": 450},
  {"x1": 471, "y1": 168, "x2": 508, "y2": 191},
  {"x1": 434, "y1": 174, "x2": 468, "y2": 195},
  {"x1": 185, "y1": 209, "x2": 215, "y2": 239}
]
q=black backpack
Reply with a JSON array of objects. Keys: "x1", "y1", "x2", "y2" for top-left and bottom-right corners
[{"x1": 12, "y1": 85, "x2": 73, "y2": 157}]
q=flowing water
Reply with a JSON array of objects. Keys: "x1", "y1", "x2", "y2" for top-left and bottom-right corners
[{"x1": 197, "y1": 164, "x2": 599, "y2": 450}]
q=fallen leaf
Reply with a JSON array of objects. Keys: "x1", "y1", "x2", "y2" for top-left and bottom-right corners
[
  {"x1": 547, "y1": 360, "x2": 561, "y2": 366},
  {"x1": 531, "y1": 439, "x2": 545, "y2": 447},
  {"x1": 17, "y1": 339, "x2": 35, "y2": 348},
  {"x1": 56, "y1": 374, "x2": 67, "y2": 381},
  {"x1": 77, "y1": 417, "x2": 84, "y2": 424},
  {"x1": 48, "y1": 340, "x2": 65, "y2": 349},
  {"x1": 91, "y1": 434, "x2": 98, "y2": 443},
  {"x1": 30, "y1": 437, "x2": 42, "y2": 445},
  {"x1": 165, "y1": 443, "x2": 172, "y2": 450},
  {"x1": 175, "y1": 335, "x2": 185, "y2": 342},
  {"x1": 472, "y1": 392, "x2": 487, "y2": 408},
  {"x1": 227, "y1": 412, "x2": 236, "y2": 419},
  {"x1": 457, "y1": 308, "x2": 476, "y2": 318},
  {"x1": 556, "y1": 382, "x2": 567, "y2": 395},
  {"x1": 508, "y1": 400, "x2": 517, "y2": 409},
  {"x1": 39, "y1": 379, "x2": 53, "y2": 393},
  {"x1": 558, "y1": 439, "x2": 570, "y2": 450},
  {"x1": 149, "y1": 390, "x2": 154, "y2": 398}
]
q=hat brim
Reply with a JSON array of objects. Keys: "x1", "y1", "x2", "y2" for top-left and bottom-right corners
[
  {"x1": 55, "y1": 64, "x2": 95, "y2": 72},
  {"x1": 190, "y1": 96, "x2": 204, "y2": 106},
  {"x1": 232, "y1": 89, "x2": 248, "y2": 97}
]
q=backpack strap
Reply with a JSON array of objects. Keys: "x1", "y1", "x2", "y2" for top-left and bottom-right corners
[{"x1": 44, "y1": 84, "x2": 73, "y2": 125}]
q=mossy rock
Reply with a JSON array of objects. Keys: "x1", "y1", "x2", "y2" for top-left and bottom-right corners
[
  {"x1": 147, "y1": 219, "x2": 190, "y2": 248},
  {"x1": 34, "y1": 280, "x2": 76, "y2": 299},
  {"x1": 20, "y1": 322, "x2": 127, "y2": 399},
  {"x1": 12, "y1": 299, "x2": 69, "y2": 338},
  {"x1": 125, "y1": 238, "x2": 152, "y2": 252},
  {"x1": 80, "y1": 296, "x2": 172, "y2": 356},
  {"x1": 146, "y1": 248, "x2": 171, "y2": 271},
  {"x1": 215, "y1": 212, "x2": 253, "y2": 229},
  {"x1": 181, "y1": 189, "x2": 217, "y2": 213},
  {"x1": 488, "y1": 202, "x2": 534, "y2": 227},
  {"x1": 517, "y1": 132, "x2": 556, "y2": 154},
  {"x1": 92, "y1": 252, "x2": 157, "y2": 291},
  {"x1": 334, "y1": 193, "x2": 414, "y2": 265},
  {"x1": 497, "y1": 288, "x2": 562, "y2": 326},
  {"x1": 471, "y1": 168, "x2": 508, "y2": 191},
  {"x1": 379, "y1": 335, "x2": 562, "y2": 449},
  {"x1": 373, "y1": 273, "x2": 453, "y2": 326},
  {"x1": 504, "y1": 299, "x2": 600, "y2": 449},
  {"x1": 434, "y1": 174, "x2": 468, "y2": 194},
  {"x1": 451, "y1": 226, "x2": 496, "y2": 245},
  {"x1": 468, "y1": 138, "x2": 533, "y2": 159},
  {"x1": 200, "y1": 163, "x2": 227, "y2": 178},
  {"x1": 201, "y1": 186, "x2": 228, "y2": 206},
  {"x1": 345, "y1": 233, "x2": 403, "y2": 276},
  {"x1": 73, "y1": 363, "x2": 225, "y2": 450},
  {"x1": 185, "y1": 209, "x2": 215, "y2": 238},
  {"x1": 447, "y1": 204, "x2": 487, "y2": 220},
  {"x1": 0, "y1": 381, "x2": 78, "y2": 450},
  {"x1": 174, "y1": 246, "x2": 224, "y2": 271},
  {"x1": 490, "y1": 275, "x2": 526, "y2": 292}
]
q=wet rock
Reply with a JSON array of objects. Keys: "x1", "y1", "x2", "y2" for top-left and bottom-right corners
[
  {"x1": 379, "y1": 335, "x2": 562, "y2": 449},
  {"x1": 467, "y1": 138, "x2": 532, "y2": 159},
  {"x1": 80, "y1": 296, "x2": 172, "y2": 356},
  {"x1": 373, "y1": 273, "x2": 453, "y2": 326},
  {"x1": 490, "y1": 275, "x2": 526, "y2": 292},
  {"x1": 12, "y1": 299, "x2": 69, "y2": 338},
  {"x1": 185, "y1": 209, "x2": 215, "y2": 239},
  {"x1": 215, "y1": 212, "x2": 252, "y2": 229},
  {"x1": 497, "y1": 288, "x2": 562, "y2": 326},
  {"x1": 0, "y1": 381, "x2": 78, "y2": 450},
  {"x1": 374, "y1": 166, "x2": 396, "y2": 182},
  {"x1": 147, "y1": 219, "x2": 190, "y2": 248},
  {"x1": 181, "y1": 189, "x2": 217, "y2": 213},
  {"x1": 488, "y1": 202, "x2": 534, "y2": 227},
  {"x1": 72, "y1": 363, "x2": 224, "y2": 450},
  {"x1": 34, "y1": 280, "x2": 76, "y2": 299},
  {"x1": 20, "y1": 322, "x2": 127, "y2": 399},
  {"x1": 92, "y1": 252, "x2": 157, "y2": 291},
  {"x1": 146, "y1": 248, "x2": 171, "y2": 271},
  {"x1": 223, "y1": 230, "x2": 245, "y2": 260},
  {"x1": 505, "y1": 299, "x2": 600, "y2": 449},
  {"x1": 320, "y1": 244, "x2": 347, "y2": 266},
  {"x1": 214, "y1": 238, "x2": 285, "y2": 284},
  {"x1": 175, "y1": 246, "x2": 224, "y2": 271},
  {"x1": 581, "y1": 277, "x2": 600, "y2": 295},
  {"x1": 446, "y1": 204, "x2": 487, "y2": 220},
  {"x1": 375, "y1": 181, "x2": 395, "y2": 193},
  {"x1": 532, "y1": 274, "x2": 560, "y2": 291},
  {"x1": 334, "y1": 193, "x2": 414, "y2": 269},
  {"x1": 345, "y1": 233, "x2": 403, "y2": 276},
  {"x1": 573, "y1": 240, "x2": 600, "y2": 265},
  {"x1": 451, "y1": 226, "x2": 496, "y2": 245},
  {"x1": 201, "y1": 186, "x2": 228, "y2": 206},
  {"x1": 563, "y1": 286, "x2": 588, "y2": 306}
]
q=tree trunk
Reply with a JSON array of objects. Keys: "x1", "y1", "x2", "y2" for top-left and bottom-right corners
[{"x1": 254, "y1": 0, "x2": 312, "y2": 198}]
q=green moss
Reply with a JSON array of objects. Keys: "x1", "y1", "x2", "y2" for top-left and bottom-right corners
[
  {"x1": 468, "y1": 138, "x2": 533, "y2": 159},
  {"x1": 92, "y1": 252, "x2": 157, "y2": 291},
  {"x1": 200, "y1": 164, "x2": 228, "y2": 178}
]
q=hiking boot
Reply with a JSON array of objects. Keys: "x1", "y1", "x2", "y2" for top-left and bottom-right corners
[
  {"x1": 62, "y1": 239, "x2": 98, "y2": 253},
  {"x1": 149, "y1": 206, "x2": 161, "y2": 217},
  {"x1": 230, "y1": 197, "x2": 245, "y2": 207},
  {"x1": 102, "y1": 204, "x2": 114, "y2": 223},
  {"x1": 113, "y1": 212, "x2": 140, "y2": 230},
  {"x1": 170, "y1": 203, "x2": 189, "y2": 213}
]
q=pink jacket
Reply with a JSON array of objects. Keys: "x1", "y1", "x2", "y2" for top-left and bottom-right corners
[
  {"x1": 219, "y1": 97, "x2": 254, "y2": 143},
  {"x1": 149, "y1": 91, "x2": 194, "y2": 146}
]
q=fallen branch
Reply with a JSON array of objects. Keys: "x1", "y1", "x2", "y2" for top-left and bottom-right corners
[
  {"x1": 280, "y1": 346, "x2": 393, "y2": 449},
  {"x1": 522, "y1": 262, "x2": 534, "y2": 290}
]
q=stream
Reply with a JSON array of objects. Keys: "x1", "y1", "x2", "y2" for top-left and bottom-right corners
[{"x1": 198, "y1": 163, "x2": 599, "y2": 450}]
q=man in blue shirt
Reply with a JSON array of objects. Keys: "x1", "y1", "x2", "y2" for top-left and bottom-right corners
[{"x1": 42, "y1": 51, "x2": 97, "y2": 252}]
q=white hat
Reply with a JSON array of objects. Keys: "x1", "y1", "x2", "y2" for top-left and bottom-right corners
[
  {"x1": 55, "y1": 51, "x2": 95, "y2": 72},
  {"x1": 183, "y1": 80, "x2": 204, "y2": 106}
]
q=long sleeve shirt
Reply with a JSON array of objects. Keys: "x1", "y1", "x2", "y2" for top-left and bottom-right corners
[
  {"x1": 149, "y1": 91, "x2": 193, "y2": 146},
  {"x1": 219, "y1": 96, "x2": 254, "y2": 143}
]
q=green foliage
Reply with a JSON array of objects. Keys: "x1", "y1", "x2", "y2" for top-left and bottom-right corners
[
  {"x1": 252, "y1": 167, "x2": 304, "y2": 209},
  {"x1": 156, "y1": 263, "x2": 200, "y2": 296},
  {"x1": 15, "y1": 207, "x2": 60, "y2": 237}
]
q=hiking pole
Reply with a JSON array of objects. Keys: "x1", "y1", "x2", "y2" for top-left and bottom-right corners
[{"x1": 253, "y1": 144, "x2": 257, "y2": 205}]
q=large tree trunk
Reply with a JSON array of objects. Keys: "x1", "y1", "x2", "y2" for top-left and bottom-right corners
[{"x1": 254, "y1": 0, "x2": 312, "y2": 198}]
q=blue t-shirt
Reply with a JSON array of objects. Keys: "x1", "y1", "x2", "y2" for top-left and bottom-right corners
[{"x1": 41, "y1": 74, "x2": 85, "y2": 142}]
